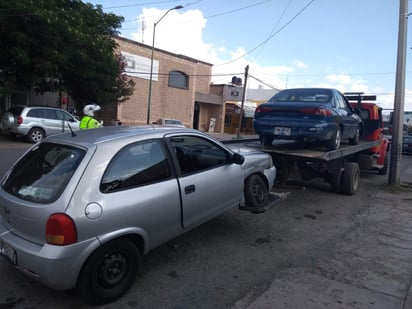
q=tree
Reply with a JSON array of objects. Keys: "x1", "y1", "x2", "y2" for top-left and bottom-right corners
[{"x1": 0, "y1": 0, "x2": 135, "y2": 108}]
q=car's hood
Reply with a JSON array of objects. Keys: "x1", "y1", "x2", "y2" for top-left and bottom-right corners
[{"x1": 227, "y1": 145, "x2": 274, "y2": 174}]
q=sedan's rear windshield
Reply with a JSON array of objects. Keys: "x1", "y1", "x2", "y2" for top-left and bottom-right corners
[
  {"x1": 270, "y1": 90, "x2": 331, "y2": 103},
  {"x1": 2, "y1": 143, "x2": 85, "y2": 203}
]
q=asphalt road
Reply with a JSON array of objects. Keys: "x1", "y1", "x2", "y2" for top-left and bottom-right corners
[{"x1": 0, "y1": 136, "x2": 412, "y2": 309}]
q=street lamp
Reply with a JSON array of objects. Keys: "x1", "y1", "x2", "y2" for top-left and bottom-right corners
[{"x1": 146, "y1": 5, "x2": 184, "y2": 124}]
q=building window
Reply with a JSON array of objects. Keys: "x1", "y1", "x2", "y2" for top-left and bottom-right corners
[{"x1": 168, "y1": 71, "x2": 188, "y2": 89}]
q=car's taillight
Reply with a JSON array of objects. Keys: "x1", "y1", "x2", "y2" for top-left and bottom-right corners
[
  {"x1": 46, "y1": 213, "x2": 77, "y2": 245},
  {"x1": 300, "y1": 107, "x2": 332, "y2": 116},
  {"x1": 255, "y1": 106, "x2": 272, "y2": 113},
  {"x1": 17, "y1": 116, "x2": 23, "y2": 125}
]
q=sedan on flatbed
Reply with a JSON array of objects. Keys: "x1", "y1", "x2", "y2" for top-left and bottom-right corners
[
  {"x1": 0, "y1": 126, "x2": 276, "y2": 305},
  {"x1": 253, "y1": 88, "x2": 363, "y2": 150}
]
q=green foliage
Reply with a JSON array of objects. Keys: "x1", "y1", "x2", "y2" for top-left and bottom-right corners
[{"x1": 0, "y1": 0, "x2": 135, "y2": 107}]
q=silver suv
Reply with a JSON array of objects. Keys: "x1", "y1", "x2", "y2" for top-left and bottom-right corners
[{"x1": 1, "y1": 105, "x2": 80, "y2": 143}]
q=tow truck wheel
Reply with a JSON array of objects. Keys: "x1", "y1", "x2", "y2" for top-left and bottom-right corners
[
  {"x1": 329, "y1": 168, "x2": 343, "y2": 193},
  {"x1": 378, "y1": 153, "x2": 389, "y2": 175},
  {"x1": 341, "y1": 162, "x2": 360, "y2": 195}
]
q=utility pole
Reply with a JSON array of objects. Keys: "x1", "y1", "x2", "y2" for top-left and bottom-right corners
[
  {"x1": 389, "y1": 0, "x2": 408, "y2": 185},
  {"x1": 237, "y1": 65, "x2": 249, "y2": 138}
]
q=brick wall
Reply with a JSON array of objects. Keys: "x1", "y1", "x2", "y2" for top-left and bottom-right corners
[{"x1": 114, "y1": 37, "x2": 213, "y2": 129}]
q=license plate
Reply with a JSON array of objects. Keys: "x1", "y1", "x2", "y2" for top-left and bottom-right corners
[
  {"x1": 0, "y1": 241, "x2": 17, "y2": 265},
  {"x1": 274, "y1": 127, "x2": 291, "y2": 136}
]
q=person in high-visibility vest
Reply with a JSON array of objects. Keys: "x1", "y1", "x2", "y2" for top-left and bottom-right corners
[{"x1": 80, "y1": 104, "x2": 102, "y2": 129}]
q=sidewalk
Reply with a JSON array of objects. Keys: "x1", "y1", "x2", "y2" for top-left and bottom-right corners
[{"x1": 232, "y1": 186, "x2": 412, "y2": 309}]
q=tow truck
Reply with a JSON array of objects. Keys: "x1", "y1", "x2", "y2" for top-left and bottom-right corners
[{"x1": 246, "y1": 93, "x2": 390, "y2": 195}]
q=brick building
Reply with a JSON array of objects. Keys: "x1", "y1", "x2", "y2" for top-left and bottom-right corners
[{"x1": 104, "y1": 36, "x2": 226, "y2": 133}]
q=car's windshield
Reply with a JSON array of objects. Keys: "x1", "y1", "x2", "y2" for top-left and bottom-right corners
[
  {"x1": 270, "y1": 90, "x2": 331, "y2": 103},
  {"x1": 2, "y1": 143, "x2": 85, "y2": 203}
]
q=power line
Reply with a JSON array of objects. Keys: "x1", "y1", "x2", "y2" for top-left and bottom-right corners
[{"x1": 215, "y1": 0, "x2": 315, "y2": 66}]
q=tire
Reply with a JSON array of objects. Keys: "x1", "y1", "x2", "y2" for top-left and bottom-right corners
[
  {"x1": 341, "y1": 162, "x2": 360, "y2": 195},
  {"x1": 329, "y1": 168, "x2": 343, "y2": 193},
  {"x1": 260, "y1": 135, "x2": 273, "y2": 147},
  {"x1": 77, "y1": 238, "x2": 141, "y2": 305},
  {"x1": 325, "y1": 127, "x2": 341, "y2": 150},
  {"x1": 244, "y1": 174, "x2": 269, "y2": 208},
  {"x1": 378, "y1": 152, "x2": 389, "y2": 175},
  {"x1": 1, "y1": 112, "x2": 15, "y2": 131},
  {"x1": 349, "y1": 126, "x2": 360, "y2": 145},
  {"x1": 27, "y1": 128, "x2": 45, "y2": 143}
]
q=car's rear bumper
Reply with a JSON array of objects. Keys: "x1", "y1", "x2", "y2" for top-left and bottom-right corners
[
  {"x1": 0, "y1": 222, "x2": 99, "y2": 291},
  {"x1": 254, "y1": 120, "x2": 335, "y2": 141}
]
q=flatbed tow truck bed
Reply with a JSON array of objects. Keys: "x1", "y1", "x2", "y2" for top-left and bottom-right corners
[
  {"x1": 243, "y1": 139, "x2": 382, "y2": 195},
  {"x1": 245, "y1": 140, "x2": 379, "y2": 161}
]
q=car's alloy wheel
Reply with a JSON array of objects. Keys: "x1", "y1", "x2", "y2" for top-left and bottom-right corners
[
  {"x1": 326, "y1": 127, "x2": 341, "y2": 150},
  {"x1": 77, "y1": 238, "x2": 141, "y2": 305},
  {"x1": 27, "y1": 128, "x2": 45, "y2": 143}
]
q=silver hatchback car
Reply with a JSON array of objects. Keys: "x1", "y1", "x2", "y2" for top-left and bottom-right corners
[{"x1": 0, "y1": 126, "x2": 276, "y2": 304}]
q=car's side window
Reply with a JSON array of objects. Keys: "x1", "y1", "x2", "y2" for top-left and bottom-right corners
[
  {"x1": 100, "y1": 139, "x2": 172, "y2": 193},
  {"x1": 27, "y1": 109, "x2": 43, "y2": 118},
  {"x1": 170, "y1": 135, "x2": 229, "y2": 176},
  {"x1": 335, "y1": 94, "x2": 347, "y2": 110}
]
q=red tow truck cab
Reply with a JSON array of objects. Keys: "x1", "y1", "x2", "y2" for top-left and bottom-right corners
[{"x1": 345, "y1": 93, "x2": 390, "y2": 169}]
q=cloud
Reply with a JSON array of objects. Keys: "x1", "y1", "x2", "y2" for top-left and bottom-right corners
[
  {"x1": 294, "y1": 60, "x2": 308, "y2": 69},
  {"x1": 127, "y1": 7, "x2": 412, "y2": 110}
]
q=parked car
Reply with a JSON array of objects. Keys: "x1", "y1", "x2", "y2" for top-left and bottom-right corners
[
  {"x1": 153, "y1": 118, "x2": 185, "y2": 127},
  {"x1": 253, "y1": 88, "x2": 363, "y2": 150},
  {"x1": 0, "y1": 126, "x2": 276, "y2": 304},
  {"x1": 403, "y1": 135, "x2": 412, "y2": 154},
  {"x1": 0, "y1": 105, "x2": 80, "y2": 143}
]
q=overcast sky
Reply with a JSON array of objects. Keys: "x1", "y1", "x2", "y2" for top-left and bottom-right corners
[{"x1": 87, "y1": 0, "x2": 412, "y2": 111}]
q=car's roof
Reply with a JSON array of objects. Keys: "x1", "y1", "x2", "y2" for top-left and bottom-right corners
[{"x1": 45, "y1": 125, "x2": 203, "y2": 147}]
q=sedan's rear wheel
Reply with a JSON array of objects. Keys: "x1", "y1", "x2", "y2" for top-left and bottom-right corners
[
  {"x1": 325, "y1": 127, "x2": 341, "y2": 150},
  {"x1": 77, "y1": 238, "x2": 140, "y2": 305},
  {"x1": 244, "y1": 174, "x2": 269, "y2": 209}
]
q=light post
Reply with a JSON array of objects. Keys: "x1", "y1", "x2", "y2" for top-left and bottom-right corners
[{"x1": 146, "y1": 5, "x2": 184, "y2": 124}]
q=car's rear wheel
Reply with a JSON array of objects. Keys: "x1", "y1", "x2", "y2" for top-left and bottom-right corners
[
  {"x1": 244, "y1": 174, "x2": 269, "y2": 209},
  {"x1": 325, "y1": 127, "x2": 341, "y2": 150},
  {"x1": 27, "y1": 128, "x2": 45, "y2": 143},
  {"x1": 77, "y1": 238, "x2": 141, "y2": 305}
]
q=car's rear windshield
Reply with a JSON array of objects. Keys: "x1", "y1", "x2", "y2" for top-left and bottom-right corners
[
  {"x1": 2, "y1": 143, "x2": 85, "y2": 203},
  {"x1": 270, "y1": 90, "x2": 331, "y2": 103},
  {"x1": 8, "y1": 106, "x2": 25, "y2": 115}
]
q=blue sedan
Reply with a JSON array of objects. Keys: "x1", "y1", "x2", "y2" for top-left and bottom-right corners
[{"x1": 253, "y1": 88, "x2": 363, "y2": 150}]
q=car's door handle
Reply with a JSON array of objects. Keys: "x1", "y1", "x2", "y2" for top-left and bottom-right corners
[{"x1": 185, "y1": 185, "x2": 195, "y2": 194}]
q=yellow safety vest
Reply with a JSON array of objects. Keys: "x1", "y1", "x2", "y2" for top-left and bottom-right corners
[{"x1": 80, "y1": 116, "x2": 100, "y2": 129}]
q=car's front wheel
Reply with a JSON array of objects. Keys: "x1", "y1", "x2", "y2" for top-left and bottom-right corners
[
  {"x1": 244, "y1": 174, "x2": 269, "y2": 209},
  {"x1": 77, "y1": 238, "x2": 141, "y2": 305},
  {"x1": 349, "y1": 126, "x2": 360, "y2": 145},
  {"x1": 27, "y1": 128, "x2": 45, "y2": 143}
]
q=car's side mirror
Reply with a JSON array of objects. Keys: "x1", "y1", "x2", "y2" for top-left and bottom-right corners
[{"x1": 231, "y1": 153, "x2": 245, "y2": 165}]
